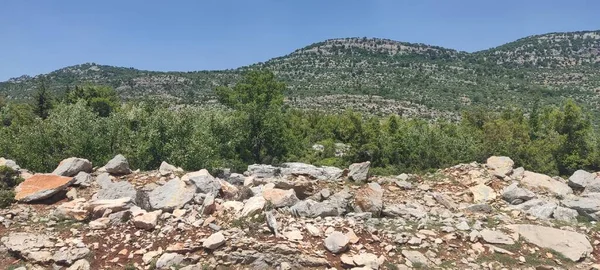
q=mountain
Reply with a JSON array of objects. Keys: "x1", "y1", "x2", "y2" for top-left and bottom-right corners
[{"x1": 2, "y1": 30, "x2": 600, "y2": 118}]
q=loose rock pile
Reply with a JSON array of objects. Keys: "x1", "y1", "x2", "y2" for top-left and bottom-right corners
[{"x1": 0, "y1": 156, "x2": 599, "y2": 269}]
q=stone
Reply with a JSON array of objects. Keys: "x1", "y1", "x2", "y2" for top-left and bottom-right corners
[
  {"x1": 284, "y1": 230, "x2": 303, "y2": 241},
  {"x1": 95, "y1": 172, "x2": 112, "y2": 188},
  {"x1": 507, "y1": 224, "x2": 593, "y2": 261},
  {"x1": 142, "y1": 250, "x2": 162, "y2": 264},
  {"x1": 52, "y1": 157, "x2": 92, "y2": 177},
  {"x1": 246, "y1": 164, "x2": 279, "y2": 178},
  {"x1": 345, "y1": 229, "x2": 359, "y2": 244},
  {"x1": 201, "y1": 193, "x2": 217, "y2": 215},
  {"x1": 583, "y1": 181, "x2": 600, "y2": 195},
  {"x1": 280, "y1": 162, "x2": 343, "y2": 180},
  {"x1": 54, "y1": 198, "x2": 89, "y2": 221},
  {"x1": 486, "y1": 156, "x2": 514, "y2": 176},
  {"x1": 185, "y1": 169, "x2": 221, "y2": 195},
  {"x1": 463, "y1": 203, "x2": 493, "y2": 213},
  {"x1": 431, "y1": 192, "x2": 458, "y2": 210},
  {"x1": 104, "y1": 154, "x2": 132, "y2": 175},
  {"x1": 324, "y1": 231, "x2": 349, "y2": 254},
  {"x1": 133, "y1": 210, "x2": 161, "y2": 230},
  {"x1": 561, "y1": 196, "x2": 600, "y2": 220},
  {"x1": 148, "y1": 178, "x2": 195, "y2": 211},
  {"x1": 568, "y1": 169, "x2": 597, "y2": 189},
  {"x1": 265, "y1": 210, "x2": 279, "y2": 237},
  {"x1": 66, "y1": 259, "x2": 91, "y2": 270},
  {"x1": 227, "y1": 173, "x2": 245, "y2": 185},
  {"x1": 552, "y1": 206, "x2": 578, "y2": 222},
  {"x1": 0, "y1": 157, "x2": 20, "y2": 170},
  {"x1": 241, "y1": 196, "x2": 266, "y2": 217},
  {"x1": 53, "y1": 247, "x2": 91, "y2": 265},
  {"x1": 395, "y1": 179, "x2": 413, "y2": 190},
  {"x1": 203, "y1": 232, "x2": 226, "y2": 250},
  {"x1": 262, "y1": 188, "x2": 299, "y2": 208},
  {"x1": 1, "y1": 232, "x2": 54, "y2": 262},
  {"x1": 87, "y1": 197, "x2": 134, "y2": 218},
  {"x1": 401, "y1": 250, "x2": 432, "y2": 267},
  {"x1": 95, "y1": 180, "x2": 137, "y2": 201},
  {"x1": 480, "y1": 229, "x2": 515, "y2": 245},
  {"x1": 305, "y1": 223, "x2": 321, "y2": 236},
  {"x1": 521, "y1": 171, "x2": 573, "y2": 198},
  {"x1": 72, "y1": 172, "x2": 93, "y2": 187},
  {"x1": 501, "y1": 183, "x2": 536, "y2": 204},
  {"x1": 527, "y1": 202, "x2": 557, "y2": 219},
  {"x1": 353, "y1": 253, "x2": 383, "y2": 269},
  {"x1": 456, "y1": 221, "x2": 470, "y2": 231},
  {"x1": 156, "y1": 253, "x2": 185, "y2": 269},
  {"x1": 219, "y1": 179, "x2": 239, "y2": 199},
  {"x1": 354, "y1": 182, "x2": 384, "y2": 214},
  {"x1": 14, "y1": 174, "x2": 74, "y2": 202},
  {"x1": 348, "y1": 161, "x2": 370, "y2": 182},
  {"x1": 89, "y1": 217, "x2": 110, "y2": 229},
  {"x1": 159, "y1": 161, "x2": 183, "y2": 176},
  {"x1": 470, "y1": 184, "x2": 496, "y2": 203}
]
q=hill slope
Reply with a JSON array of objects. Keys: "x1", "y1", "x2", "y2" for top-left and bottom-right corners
[{"x1": 2, "y1": 30, "x2": 600, "y2": 118}]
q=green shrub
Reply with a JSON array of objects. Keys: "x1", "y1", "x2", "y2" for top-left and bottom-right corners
[{"x1": 0, "y1": 189, "x2": 15, "y2": 208}]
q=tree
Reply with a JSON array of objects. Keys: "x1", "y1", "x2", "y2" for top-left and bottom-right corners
[
  {"x1": 215, "y1": 70, "x2": 288, "y2": 163},
  {"x1": 33, "y1": 80, "x2": 53, "y2": 119},
  {"x1": 66, "y1": 85, "x2": 120, "y2": 117},
  {"x1": 554, "y1": 99, "x2": 594, "y2": 174}
]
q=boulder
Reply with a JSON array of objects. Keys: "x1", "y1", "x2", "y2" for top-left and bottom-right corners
[
  {"x1": 54, "y1": 198, "x2": 89, "y2": 221},
  {"x1": 87, "y1": 197, "x2": 134, "y2": 218},
  {"x1": 241, "y1": 196, "x2": 266, "y2": 217},
  {"x1": 185, "y1": 169, "x2": 221, "y2": 195},
  {"x1": 95, "y1": 180, "x2": 137, "y2": 201},
  {"x1": 568, "y1": 170, "x2": 597, "y2": 189},
  {"x1": 280, "y1": 162, "x2": 343, "y2": 180},
  {"x1": 470, "y1": 184, "x2": 496, "y2": 203},
  {"x1": 148, "y1": 178, "x2": 195, "y2": 211},
  {"x1": 246, "y1": 164, "x2": 279, "y2": 178},
  {"x1": 219, "y1": 179, "x2": 239, "y2": 199},
  {"x1": 561, "y1": 196, "x2": 600, "y2": 220},
  {"x1": 324, "y1": 231, "x2": 349, "y2": 254},
  {"x1": 72, "y1": 172, "x2": 93, "y2": 187},
  {"x1": 203, "y1": 232, "x2": 226, "y2": 250},
  {"x1": 486, "y1": 156, "x2": 514, "y2": 176},
  {"x1": 156, "y1": 253, "x2": 185, "y2": 269},
  {"x1": 506, "y1": 224, "x2": 593, "y2": 261},
  {"x1": 521, "y1": 171, "x2": 572, "y2": 198},
  {"x1": 159, "y1": 161, "x2": 183, "y2": 176},
  {"x1": 354, "y1": 182, "x2": 384, "y2": 214},
  {"x1": 501, "y1": 183, "x2": 536, "y2": 204},
  {"x1": 583, "y1": 181, "x2": 600, "y2": 195},
  {"x1": 52, "y1": 157, "x2": 92, "y2": 177},
  {"x1": 14, "y1": 174, "x2": 74, "y2": 202},
  {"x1": 0, "y1": 232, "x2": 54, "y2": 262},
  {"x1": 401, "y1": 250, "x2": 432, "y2": 267},
  {"x1": 227, "y1": 173, "x2": 246, "y2": 185},
  {"x1": 480, "y1": 229, "x2": 515, "y2": 245},
  {"x1": 104, "y1": 154, "x2": 132, "y2": 175},
  {"x1": 133, "y1": 210, "x2": 161, "y2": 230},
  {"x1": 262, "y1": 188, "x2": 299, "y2": 208},
  {"x1": 527, "y1": 202, "x2": 557, "y2": 219},
  {"x1": 95, "y1": 173, "x2": 112, "y2": 188},
  {"x1": 0, "y1": 157, "x2": 20, "y2": 170},
  {"x1": 348, "y1": 161, "x2": 370, "y2": 182},
  {"x1": 66, "y1": 259, "x2": 91, "y2": 270},
  {"x1": 53, "y1": 247, "x2": 91, "y2": 265},
  {"x1": 552, "y1": 206, "x2": 578, "y2": 222}
]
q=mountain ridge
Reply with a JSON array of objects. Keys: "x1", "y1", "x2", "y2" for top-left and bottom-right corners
[{"x1": 2, "y1": 29, "x2": 600, "y2": 118}]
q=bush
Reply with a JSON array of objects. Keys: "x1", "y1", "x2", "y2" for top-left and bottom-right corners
[
  {"x1": 0, "y1": 166, "x2": 21, "y2": 189},
  {"x1": 0, "y1": 189, "x2": 15, "y2": 208}
]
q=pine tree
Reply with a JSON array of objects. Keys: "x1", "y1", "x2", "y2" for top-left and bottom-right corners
[{"x1": 33, "y1": 80, "x2": 53, "y2": 119}]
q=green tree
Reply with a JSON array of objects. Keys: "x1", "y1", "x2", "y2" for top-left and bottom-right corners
[
  {"x1": 554, "y1": 99, "x2": 594, "y2": 174},
  {"x1": 66, "y1": 85, "x2": 120, "y2": 117},
  {"x1": 215, "y1": 70, "x2": 288, "y2": 164},
  {"x1": 33, "y1": 81, "x2": 53, "y2": 119}
]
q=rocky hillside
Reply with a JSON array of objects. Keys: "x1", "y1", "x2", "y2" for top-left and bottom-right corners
[
  {"x1": 1, "y1": 30, "x2": 600, "y2": 118},
  {"x1": 1, "y1": 155, "x2": 600, "y2": 269}
]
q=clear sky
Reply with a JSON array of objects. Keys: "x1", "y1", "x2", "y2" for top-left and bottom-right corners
[{"x1": 1, "y1": 0, "x2": 599, "y2": 81}]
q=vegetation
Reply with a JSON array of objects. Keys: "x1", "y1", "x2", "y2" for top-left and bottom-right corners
[
  {"x1": 0, "y1": 71, "x2": 598, "y2": 179},
  {"x1": 0, "y1": 166, "x2": 22, "y2": 208}
]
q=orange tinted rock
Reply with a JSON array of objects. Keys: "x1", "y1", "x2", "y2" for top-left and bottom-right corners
[{"x1": 15, "y1": 174, "x2": 74, "y2": 202}]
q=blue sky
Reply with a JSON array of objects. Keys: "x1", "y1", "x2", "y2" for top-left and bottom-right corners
[{"x1": 1, "y1": 0, "x2": 599, "y2": 81}]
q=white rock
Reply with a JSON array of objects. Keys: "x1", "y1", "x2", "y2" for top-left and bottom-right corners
[{"x1": 202, "y1": 232, "x2": 226, "y2": 250}]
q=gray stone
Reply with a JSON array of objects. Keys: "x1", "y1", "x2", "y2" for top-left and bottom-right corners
[
  {"x1": 552, "y1": 206, "x2": 578, "y2": 222},
  {"x1": 240, "y1": 196, "x2": 266, "y2": 217},
  {"x1": 568, "y1": 170, "x2": 597, "y2": 189},
  {"x1": 456, "y1": 221, "x2": 470, "y2": 231},
  {"x1": 186, "y1": 169, "x2": 221, "y2": 195},
  {"x1": 395, "y1": 179, "x2": 413, "y2": 189},
  {"x1": 348, "y1": 161, "x2": 370, "y2": 182},
  {"x1": 246, "y1": 164, "x2": 279, "y2": 178},
  {"x1": 72, "y1": 172, "x2": 93, "y2": 187},
  {"x1": 227, "y1": 173, "x2": 245, "y2": 185},
  {"x1": 527, "y1": 202, "x2": 557, "y2": 219},
  {"x1": 148, "y1": 178, "x2": 195, "y2": 211},
  {"x1": 95, "y1": 172, "x2": 112, "y2": 188},
  {"x1": 95, "y1": 180, "x2": 137, "y2": 201},
  {"x1": 463, "y1": 203, "x2": 493, "y2": 213},
  {"x1": 480, "y1": 229, "x2": 515, "y2": 245},
  {"x1": 280, "y1": 162, "x2": 343, "y2": 180},
  {"x1": 156, "y1": 253, "x2": 185, "y2": 269},
  {"x1": 52, "y1": 157, "x2": 92, "y2": 177},
  {"x1": 66, "y1": 259, "x2": 91, "y2": 270},
  {"x1": 401, "y1": 250, "x2": 432, "y2": 267},
  {"x1": 501, "y1": 183, "x2": 536, "y2": 204},
  {"x1": 431, "y1": 192, "x2": 458, "y2": 210},
  {"x1": 0, "y1": 157, "x2": 20, "y2": 170},
  {"x1": 583, "y1": 181, "x2": 600, "y2": 195},
  {"x1": 324, "y1": 231, "x2": 349, "y2": 254},
  {"x1": 159, "y1": 161, "x2": 183, "y2": 176},
  {"x1": 561, "y1": 196, "x2": 600, "y2": 220},
  {"x1": 1, "y1": 232, "x2": 54, "y2": 262},
  {"x1": 506, "y1": 224, "x2": 593, "y2": 261},
  {"x1": 265, "y1": 210, "x2": 279, "y2": 237},
  {"x1": 53, "y1": 247, "x2": 91, "y2": 265},
  {"x1": 104, "y1": 154, "x2": 132, "y2": 175},
  {"x1": 382, "y1": 203, "x2": 427, "y2": 219},
  {"x1": 470, "y1": 184, "x2": 496, "y2": 203}
]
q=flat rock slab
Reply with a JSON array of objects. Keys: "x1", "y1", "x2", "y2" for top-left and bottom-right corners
[
  {"x1": 506, "y1": 224, "x2": 592, "y2": 261},
  {"x1": 480, "y1": 229, "x2": 515, "y2": 245},
  {"x1": 148, "y1": 178, "x2": 195, "y2": 211},
  {"x1": 15, "y1": 174, "x2": 74, "y2": 202},
  {"x1": 521, "y1": 171, "x2": 572, "y2": 198}
]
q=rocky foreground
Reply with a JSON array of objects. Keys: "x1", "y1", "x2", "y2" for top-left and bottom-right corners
[{"x1": 1, "y1": 156, "x2": 600, "y2": 270}]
